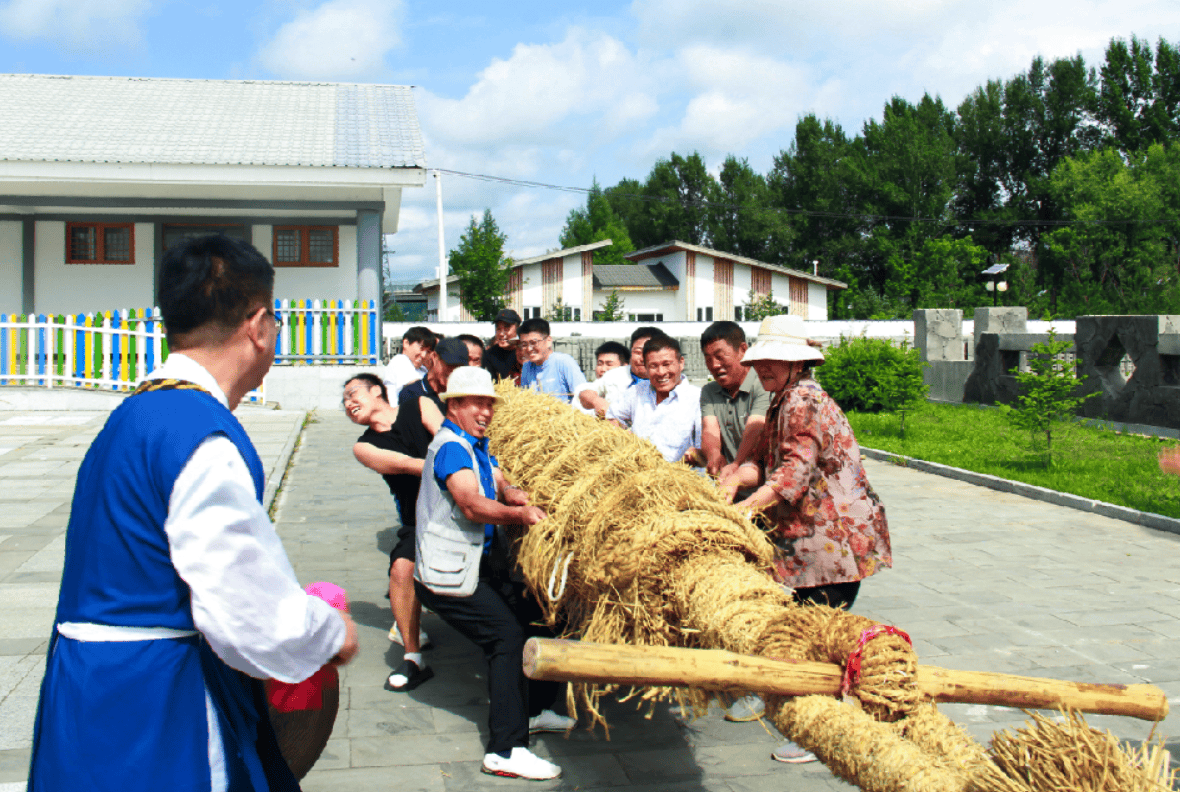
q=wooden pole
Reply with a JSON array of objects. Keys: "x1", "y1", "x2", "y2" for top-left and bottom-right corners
[{"x1": 523, "y1": 638, "x2": 1170, "y2": 722}]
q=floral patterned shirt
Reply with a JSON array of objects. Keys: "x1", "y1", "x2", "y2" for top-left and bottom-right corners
[{"x1": 759, "y1": 377, "x2": 892, "y2": 589}]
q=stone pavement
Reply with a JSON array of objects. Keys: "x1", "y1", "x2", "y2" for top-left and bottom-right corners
[
  {"x1": 2, "y1": 403, "x2": 1180, "y2": 791},
  {"x1": 0, "y1": 403, "x2": 306, "y2": 789}
]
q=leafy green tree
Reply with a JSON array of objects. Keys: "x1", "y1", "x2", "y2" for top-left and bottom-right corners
[
  {"x1": 594, "y1": 289, "x2": 625, "y2": 321},
  {"x1": 544, "y1": 297, "x2": 576, "y2": 322},
  {"x1": 820, "y1": 336, "x2": 927, "y2": 419},
  {"x1": 743, "y1": 290, "x2": 787, "y2": 320},
  {"x1": 559, "y1": 179, "x2": 634, "y2": 265},
  {"x1": 708, "y1": 156, "x2": 788, "y2": 261},
  {"x1": 1098, "y1": 36, "x2": 1180, "y2": 152},
  {"x1": 1001, "y1": 329, "x2": 1097, "y2": 467},
  {"x1": 619, "y1": 152, "x2": 716, "y2": 248},
  {"x1": 448, "y1": 209, "x2": 512, "y2": 321}
]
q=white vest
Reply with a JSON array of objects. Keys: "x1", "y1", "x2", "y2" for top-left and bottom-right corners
[{"x1": 414, "y1": 426, "x2": 493, "y2": 597}]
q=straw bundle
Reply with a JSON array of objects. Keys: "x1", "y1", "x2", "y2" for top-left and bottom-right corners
[{"x1": 487, "y1": 383, "x2": 1171, "y2": 791}]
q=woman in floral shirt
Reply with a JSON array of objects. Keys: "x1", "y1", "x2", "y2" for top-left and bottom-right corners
[{"x1": 735, "y1": 315, "x2": 892, "y2": 610}]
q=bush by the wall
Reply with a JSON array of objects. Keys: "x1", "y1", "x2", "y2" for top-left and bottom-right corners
[{"x1": 819, "y1": 335, "x2": 927, "y2": 415}]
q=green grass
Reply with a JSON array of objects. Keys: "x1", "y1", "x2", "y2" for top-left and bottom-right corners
[{"x1": 848, "y1": 401, "x2": 1180, "y2": 520}]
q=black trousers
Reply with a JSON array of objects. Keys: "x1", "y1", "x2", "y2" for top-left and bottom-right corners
[
  {"x1": 794, "y1": 580, "x2": 860, "y2": 610},
  {"x1": 414, "y1": 563, "x2": 559, "y2": 755}
]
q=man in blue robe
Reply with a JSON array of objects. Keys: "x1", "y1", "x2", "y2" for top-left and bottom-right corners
[{"x1": 28, "y1": 234, "x2": 359, "y2": 792}]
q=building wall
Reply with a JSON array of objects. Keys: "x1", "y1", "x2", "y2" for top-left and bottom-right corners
[
  {"x1": 519, "y1": 262, "x2": 543, "y2": 319},
  {"x1": 0, "y1": 221, "x2": 22, "y2": 314},
  {"x1": 34, "y1": 220, "x2": 155, "y2": 313},
  {"x1": 255, "y1": 224, "x2": 359, "y2": 301},
  {"x1": 733, "y1": 264, "x2": 752, "y2": 319},
  {"x1": 693, "y1": 254, "x2": 715, "y2": 320},
  {"x1": 561, "y1": 253, "x2": 584, "y2": 319},
  {"x1": 598, "y1": 289, "x2": 678, "y2": 321},
  {"x1": 808, "y1": 282, "x2": 829, "y2": 320}
]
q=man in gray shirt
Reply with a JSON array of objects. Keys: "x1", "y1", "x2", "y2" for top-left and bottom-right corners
[{"x1": 691, "y1": 321, "x2": 770, "y2": 502}]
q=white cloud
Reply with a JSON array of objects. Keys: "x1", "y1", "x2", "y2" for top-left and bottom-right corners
[
  {"x1": 257, "y1": 0, "x2": 402, "y2": 80},
  {"x1": 0, "y1": 0, "x2": 151, "y2": 51},
  {"x1": 418, "y1": 27, "x2": 658, "y2": 152}
]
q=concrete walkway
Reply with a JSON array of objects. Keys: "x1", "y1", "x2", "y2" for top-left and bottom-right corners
[
  {"x1": 1, "y1": 404, "x2": 1179, "y2": 790},
  {"x1": 0, "y1": 404, "x2": 306, "y2": 788}
]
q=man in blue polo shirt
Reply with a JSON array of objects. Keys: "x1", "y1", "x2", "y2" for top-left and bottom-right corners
[
  {"x1": 414, "y1": 367, "x2": 574, "y2": 781},
  {"x1": 518, "y1": 318, "x2": 586, "y2": 404}
]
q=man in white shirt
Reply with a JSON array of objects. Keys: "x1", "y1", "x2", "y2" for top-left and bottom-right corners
[
  {"x1": 382, "y1": 326, "x2": 436, "y2": 403},
  {"x1": 29, "y1": 234, "x2": 359, "y2": 792},
  {"x1": 607, "y1": 335, "x2": 702, "y2": 462},
  {"x1": 575, "y1": 326, "x2": 661, "y2": 418}
]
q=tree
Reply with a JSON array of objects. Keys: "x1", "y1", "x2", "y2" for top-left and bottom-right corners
[
  {"x1": 743, "y1": 290, "x2": 786, "y2": 320},
  {"x1": 448, "y1": 209, "x2": 512, "y2": 321},
  {"x1": 1098, "y1": 36, "x2": 1180, "y2": 152},
  {"x1": 544, "y1": 297, "x2": 577, "y2": 322},
  {"x1": 615, "y1": 152, "x2": 717, "y2": 249},
  {"x1": 1001, "y1": 329, "x2": 1097, "y2": 467},
  {"x1": 559, "y1": 179, "x2": 634, "y2": 265},
  {"x1": 708, "y1": 156, "x2": 787, "y2": 261},
  {"x1": 594, "y1": 289, "x2": 625, "y2": 321}
]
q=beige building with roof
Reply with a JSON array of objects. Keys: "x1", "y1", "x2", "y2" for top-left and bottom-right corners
[
  {"x1": 417, "y1": 239, "x2": 846, "y2": 322},
  {"x1": 0, "y1": 74, "x2": 426, "y2": 315}
]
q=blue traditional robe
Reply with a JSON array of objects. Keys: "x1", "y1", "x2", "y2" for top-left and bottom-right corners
[{"x1": 28, "y1": 386, "x2": 299, "y2": 792}]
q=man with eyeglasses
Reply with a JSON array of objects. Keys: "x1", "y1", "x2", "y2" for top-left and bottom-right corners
[
  {"x1": 517, "y1": 318, "x2": 586, "y2": 404},
  {"x1": 29, "y1": 234, "x2": 358, "y2": 792}
]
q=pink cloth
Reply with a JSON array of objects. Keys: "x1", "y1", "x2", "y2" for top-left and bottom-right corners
[{"x1": 266, "y1": 582, "x2": 348, "y2": 712}]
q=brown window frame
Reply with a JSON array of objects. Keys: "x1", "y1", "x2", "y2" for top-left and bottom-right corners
[
  {"x1": 272, "y1": 225, "x2": 339, "y2": 268},
  {"x1": 66, "y1": 222, "x2": 136, "y2": 265}
]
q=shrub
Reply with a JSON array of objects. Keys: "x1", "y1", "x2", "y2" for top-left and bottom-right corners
[{"x1": 820, "y1": 336, "x2": 927, "y2": 417}]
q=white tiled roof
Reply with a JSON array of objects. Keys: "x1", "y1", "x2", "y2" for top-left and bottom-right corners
[{"x1": 0, "y1": 74, "x2": 426, "y2": 169}]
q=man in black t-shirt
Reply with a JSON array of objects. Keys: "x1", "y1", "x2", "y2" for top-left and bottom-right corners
[
  {"x1": 482, "y1": 308, "x2": 521, "y2": 381},
  {"x1": 346, "y1": 337, "x2": 468, "y2": 692}
]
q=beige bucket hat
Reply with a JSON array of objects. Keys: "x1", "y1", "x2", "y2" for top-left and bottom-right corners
[
  {"x1": 440, "y1": 366, "x2": 503, "y2": 402},
  {"x1": 741, "y1": 315, "x2": 824, "y2": 364}
]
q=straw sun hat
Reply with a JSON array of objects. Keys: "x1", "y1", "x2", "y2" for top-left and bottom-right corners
[
  {"x1": 440, "y1": 366, "x2": 503, "y2": 401},
  {"x1": 741, "y1": 315, "x2": 824, "y2": 365}
]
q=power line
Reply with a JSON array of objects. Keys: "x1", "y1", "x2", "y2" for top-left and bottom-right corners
[{"x1": 433, "y1": 167, "x2": 1173, "y2": 229}]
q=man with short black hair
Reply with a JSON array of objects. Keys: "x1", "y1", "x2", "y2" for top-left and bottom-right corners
[
  {"x1": 607, "y1": 335, "x2": 702, "y2": 462},
  {"x1": 30, "y1": 234, "x2": 358, "y2": 792},
  {"x1": 575, "y1": 326, "x2": 663, "y2": 418},
  {"x1": 482, "y1": 308, "x2": 521, "y2": 381},
  {"x1": 518, "y1": 318, "x2": 586, "y2": 404},
  {"x1": 688, "y1": 321, "x2": 769, "y2": 500},
  {"x1": 458, "y1": 334, "x2": 486, "y2": 368},
  {"x1": 593, "y1": 341, "x2": 629, "y2": 379},
  {"x1": 383, "y1": 326, "x2": 437, "y2": 403}
]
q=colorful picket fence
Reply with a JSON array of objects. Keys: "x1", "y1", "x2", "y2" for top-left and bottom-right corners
[
  {"x1": 0, "y1": 300, "x2": 379, "y2": 401},
  {"x1": 273, "y1": 298, "x2": 381, "y2": 365}
]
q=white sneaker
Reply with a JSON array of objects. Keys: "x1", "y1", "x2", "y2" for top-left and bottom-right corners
[
  {"x1": 725, "y1": 694, "x2": 765, "y2": 722},
  {"x1": 528, "y1": 709, "x2": 576, "y2": 734},
  {"x1": 481, "y1": 747, "x2": 562, "y2": 780},
  {"x1": 387, "y1": 623, "x2": 432, "y2": 649}
]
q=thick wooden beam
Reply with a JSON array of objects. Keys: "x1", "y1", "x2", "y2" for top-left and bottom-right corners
[{"x1": 523, "y1": 638, "x2": 1169, "y2": 722}]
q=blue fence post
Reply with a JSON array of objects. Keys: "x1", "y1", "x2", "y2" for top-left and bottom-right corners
[
  {"x1": 111, "y1": 309, "x2": 121, "y2": 390},
  {"x1": 74, "y1": 313, "x2": 86, "y2": 381},
  {"x1": 36, "y1": 314, "x2": 47, "y2": 385}
]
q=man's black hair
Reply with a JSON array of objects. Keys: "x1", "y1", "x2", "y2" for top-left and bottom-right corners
[
  {"x1": 458, "y1": 333, "x2": 485, "y2": 350},
  {"x1": 344, "y1": 373, "x2": 388, "y2": 403},
  {"x1": 158, "y1": 234, "x2": 274, "y2": 342},
  {"x1": 630, "y1": 326, "x2": 663, "y2": 348},
  {"x1": 519, "y1": 318, "x2": 550, "y2": 337},
  {"x1": 402, "y1": 326, "x2": 437, "y2": 351},
  {"x1": 700, "y1": 321, "x2": 747, "y2": 352},
  {"x1": 643, "y1": 334, "x2": 681, "y2": 359},
  {"x1": 595, "y1": 341, "x2": 629, "y2": 362}
]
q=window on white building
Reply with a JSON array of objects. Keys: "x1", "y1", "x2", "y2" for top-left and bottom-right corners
[{"x1": 696, "y1": 307, "x2": 713, "y2": 322}]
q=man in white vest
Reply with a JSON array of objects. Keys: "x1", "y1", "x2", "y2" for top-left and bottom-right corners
[{"x1": 413, "y1": 366, "x2": 572, "y2": 781}]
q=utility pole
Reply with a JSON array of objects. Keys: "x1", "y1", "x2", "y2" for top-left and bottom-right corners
[{"x1": 435, "y1": 170, "x2": 447, "y2": 323}]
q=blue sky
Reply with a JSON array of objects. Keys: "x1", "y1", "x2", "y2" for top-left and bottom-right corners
[{"x1": 2, "y1": 0, "x2": 1178, "y2": 284}]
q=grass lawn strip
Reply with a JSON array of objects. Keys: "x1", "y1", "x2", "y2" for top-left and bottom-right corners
[{"x1": 848, "y1": 401, "x2": 1180, "y2": 521}]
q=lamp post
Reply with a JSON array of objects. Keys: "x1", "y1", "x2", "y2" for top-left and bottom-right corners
[{"x1": 982, "y1": 261, "x2": 1009, "y2": 308}]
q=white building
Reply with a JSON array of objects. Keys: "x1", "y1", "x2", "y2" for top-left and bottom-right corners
[
  {"x1": 419, "y1": 239, "x2": 846, "y2": 323},
  {"x1": 0, "y1": 74, "x2": 426, "y2": 315}
]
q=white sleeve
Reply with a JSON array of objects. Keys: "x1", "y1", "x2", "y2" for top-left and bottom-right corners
[
  {"x1": 606, "y1": 385, "x2": 635, "y2": 425},
  {"x1": 165, "y1": 436, "x2": 346, "y2": 683}
]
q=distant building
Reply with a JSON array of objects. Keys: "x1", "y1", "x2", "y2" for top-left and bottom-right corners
[
  {"x1": 0, "y1": 74, "x2": 426, "y2": 315},
  {"x1": 417, "y1": 239, "x2": 846, "y2": 322}
]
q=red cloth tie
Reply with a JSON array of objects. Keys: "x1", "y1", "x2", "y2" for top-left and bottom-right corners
[{"x1": 840, "y1": 625, "x2": 912, "y2": 698}]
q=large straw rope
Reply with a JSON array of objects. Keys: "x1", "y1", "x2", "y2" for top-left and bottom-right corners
[{"x1": 488, "y1": 383, "x2": 1174, "y2": 792}]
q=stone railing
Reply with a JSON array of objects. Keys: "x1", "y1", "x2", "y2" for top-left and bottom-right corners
[{"x1": 916, "y1": 307, "x2": 1180, "y2": 430}]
